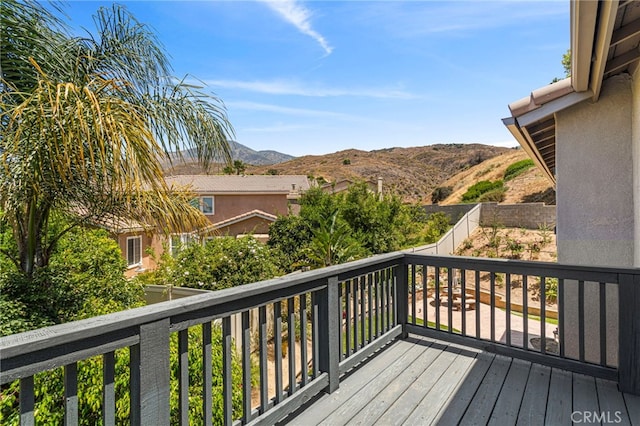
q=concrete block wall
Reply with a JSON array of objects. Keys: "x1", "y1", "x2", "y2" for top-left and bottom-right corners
[
  {"x1": 422, "y1": 204, "x2": 476, "y2": 224},
  {"x1": 479, "y1": 202, "x2": 556, "y2": 229}
]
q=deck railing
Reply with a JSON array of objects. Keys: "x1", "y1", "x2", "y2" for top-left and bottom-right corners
[{"x1": 1, "y1": 252, "x2": 639, "y2": 425}]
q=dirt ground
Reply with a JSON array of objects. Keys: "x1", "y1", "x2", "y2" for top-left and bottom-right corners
[{"x1": 451, "y1": 225, "x2": 558, "y2": 312}]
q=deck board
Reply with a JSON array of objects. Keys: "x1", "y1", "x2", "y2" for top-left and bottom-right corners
[
  {"x1": 372, "y1": 345, "x2": 463, "y2": 426},
  {"x1": 545, "y1": 368, "x2": 573, "y2": 425},
  {"x1": 345, "y1": 342, "x2": 454, "y2": 425},
  {"x1": 516, "y1": 363, "x2": 551, "y2": 426},
  {"x1": 487, "y1": 358, "x2": 531, "y2": 425},
  {"x1": 283, "y1": 334, "x2": 637, "y2": 426}
]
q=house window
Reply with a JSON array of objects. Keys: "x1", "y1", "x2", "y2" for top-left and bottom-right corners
[
  {"x1": 201, "y1": 196, "x2": 214, "y2": 214},
  {"x1": 126, "y1": 236, "x2": 142, "y2": 267},
  {"x1": 191, "y1": 196, "x2": 214, "y2": 215},
  {"x1": 170, "y1": 233, "x2": 195, "y2": 256}
]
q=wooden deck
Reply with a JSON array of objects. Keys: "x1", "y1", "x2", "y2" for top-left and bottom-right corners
[{"x1": 283, "y1": 335, "x2": 640, "y2": 426}]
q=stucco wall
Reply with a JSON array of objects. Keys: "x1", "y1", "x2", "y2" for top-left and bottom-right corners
[
  {"x1": 118, "y1": 231, "x2": 163, "y2": 278},
  {"x1": 555, "y1": 74, "x2": 634, "y2": 366},
  {"x1": 555, "y1": 74, "x2": 634, "y2": 268},
  {"x1": 202, "y1": 193, "x2": 289, "y2": 224},
  {"x1": 633, "y1": 70, "x2": 640, "y2": 266}
]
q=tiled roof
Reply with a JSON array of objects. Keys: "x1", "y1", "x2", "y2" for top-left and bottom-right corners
[{"x1": 165, "y1": 175, "x2": 311, "y2": 194}]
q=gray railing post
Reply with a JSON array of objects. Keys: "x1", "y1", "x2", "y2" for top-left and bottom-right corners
[
  {"x1": 318, "y1": 276, "x2": 340, "y2": 393},
  {"x1": 131, "y1": 318, "x2": 171, "y2": 425},
  {"x1": 618, "y1": 273, "x2": 640, "y2": 395},
  {"x1": 396, "y1": 262, "x2": 409, "y2": 338}
]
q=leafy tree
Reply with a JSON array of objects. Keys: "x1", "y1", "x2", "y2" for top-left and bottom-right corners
[
  {"x1": 340, "y1": 182, "x2": 411, "y2": 254},
  {"x1": 137, "y1": 236, "x2": 281, "y2": 290},
  {"x1": 0, "y1": 2, "x2": 233, "y2": 279},
  {"x1": 267, "y1": 214, "x2": 313, "y2": 273}
]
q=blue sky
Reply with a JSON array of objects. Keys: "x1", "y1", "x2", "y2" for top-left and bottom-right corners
[{"x1": 60, "y1": 1, "x2": 569, "y2": 157}]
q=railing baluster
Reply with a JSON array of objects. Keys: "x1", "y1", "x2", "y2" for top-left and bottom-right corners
[
  {"x1": 599, "y1": 282, "x2": 607, "y2": 366},
  {"x1": 558, "y1": 278, "x2": 565, "y2": 358},
  {"x1": 274, "y1": 303, "x2": 283, "y2": 403},
  {"x1": 360, "y1": 276, "x2": 366, "y2": 346},
  {"x1": 300, "y1": 295, "x2": 308, "y2": 386},
  {"x1": 523, "y1": 275, "x2": 529, "y2": 350},
  {"x1": 422, "y1": 266, "x2": 428, "y2": 330},
  {"x1": 447, "y1": 268, "x2": 453, "y2": 333},
  {"x1": 338, "y1": 284, "x2": 344, "y2": 360},
  {"x1": 203, "y1": 321, "x2": 213, "y2": 426},
  {"x1": 345, "y1": 281, "x2": 352, "y2": 357},
  {"x1": 578, "y1": 280, "x2": 585, "y2": 362},
  {"x1": 506, "y1": 273, "x2": 511, "y2": 347},
  {"x1": 435, "y1": 266, "x2": 441, "y2": 330},
  {"x1": 374, "y1": 271, "x2": 379, "y2": 339},
  {"x1": 461, "y1": 269, "x2": 467, "y2": 336},
  {"x1": 391, "y1": 266, "x2": 397, "y2": 327},
  {"x1": 353, "y1": 277, "x2": 360, "y2": 351},
  {"x1": 540, "y1": 277, "x2": 547, "y2": 355},
  {"x1": 259, "y1": 306, "x2": 269, "y2": 412},
  {"x1": 287, "y1": 298, "x2": 296, "y2": 396},
  {"x1": 381, "y1": 270, "x2": 387, "y2": 333},
  {"x1": 222, "y1": 316, "x2": 233, "y2": 426},
  {"x1": 242, "y1": 311, "x2": 252, "y2": 423},
  {"x1": 312, "y1": 292, "x2": 320, "y2": 379},
  {"x1": 411, "y1": 265, "x2": 417, "y2": 325},
  {"x1": 367, "y1": 273, "x2": 373, "y2": 343},
  {"x1": 64, "y1": 362, "x2": 78, "y2": 425},
  {"x1": 103, "y1": 351, "x2": 116, "y2": 426},
  {"x1": 490, "y1": 272, "x2": 496, "y2": 342},
  {"x1": 178, "y1": 329, "x2": 189, "y2": 425},
  {"x1": 20, "y1": 376, "x2": 34, "y2": 426},
  {"x1": 475, "y1": 270, "x2": 481, "y2": 339}
]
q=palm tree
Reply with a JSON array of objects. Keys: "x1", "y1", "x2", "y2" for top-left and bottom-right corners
[{"x1": 0, "y1": 1, "x2": 233, "y2": 278}]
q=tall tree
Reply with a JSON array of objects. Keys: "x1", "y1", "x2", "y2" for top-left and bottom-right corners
[{"x1": 0, "y1": 1, "x2": 233, "y2": 278}]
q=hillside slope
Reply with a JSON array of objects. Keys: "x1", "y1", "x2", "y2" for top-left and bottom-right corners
[
  {"x1": 249, "y1": 144, "x2": 510, "y2": 203},
  {"x1": 438, "y1": 150, "x2": 555, "y2": 205}
]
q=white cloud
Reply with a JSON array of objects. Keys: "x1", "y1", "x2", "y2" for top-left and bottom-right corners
[
  {"x1": 207, "y1": 79, "x2": 418, "y2": 99},
  {"x1": 227, "y1": 101, "x2": 353, "y2": 119},
  {"x1": 259, "y1": 0, "x2": 333, "y2": 55}
]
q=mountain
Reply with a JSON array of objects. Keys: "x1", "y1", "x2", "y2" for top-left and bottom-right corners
[
  {"x1": 163, "y1": 141, "x2": 294, "y2": 175},
  {"x1": 228, "y1": 141, "x2": 294, "y2": 165},
  {"x1": 248, "y1": 144, "x2": 514, "y2": 203}
]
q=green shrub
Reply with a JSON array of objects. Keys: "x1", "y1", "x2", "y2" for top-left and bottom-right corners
[
  {"x1": 138, "y1": 236, "x2": 281, "y2": 290},
  {"x1": 477, "y1": 187, "x2": 506, "y2": 202},
  {"x1": 461, "y1": 180, "x2": 504, "y2": 203},
  {"x1": 431, "y1": 186, "x2": 453, "y2": 204},
  {"x1": 504, "y1": 159, "x2": 534, "y2": 181}
]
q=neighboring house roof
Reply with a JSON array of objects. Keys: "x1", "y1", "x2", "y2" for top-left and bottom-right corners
[
  {"x1": 165, "y1": 175, "x2": 311, "y2": 195},
  {"x1": 503, "y1": 0, "x2": 640, "y2": 184},
  {"x1": 203, "y1": 209, "x2": 277, "y2": 232}
]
